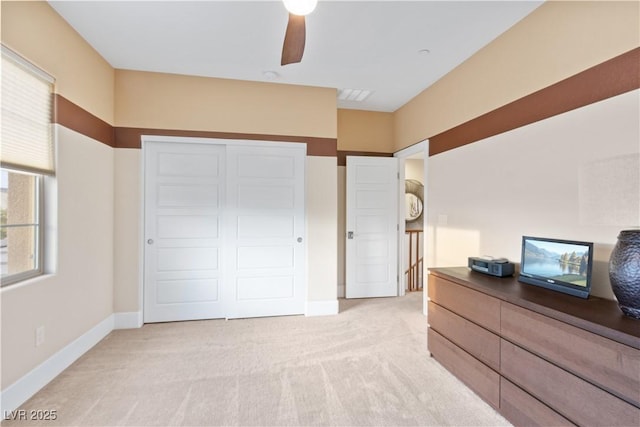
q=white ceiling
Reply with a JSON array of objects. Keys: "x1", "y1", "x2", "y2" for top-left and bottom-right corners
[{"x1": 48, "y1": 0, "x2": 542, "y2": 112}]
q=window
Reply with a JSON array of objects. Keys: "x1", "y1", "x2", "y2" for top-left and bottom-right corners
[
  {"x1": 1, "y1": 46, "x2": 54, "y2": 286},
  {"x1": 1, "y1": 169, "x2": 43, "y2": 284}
]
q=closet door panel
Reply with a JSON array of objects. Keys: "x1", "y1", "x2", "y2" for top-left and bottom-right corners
[
  {"x1": 144, "y1": 141, "x2": 225, "y2": 322},
  {"x1": 225, "y1": 144, "x2": 306, "y2": 319}
]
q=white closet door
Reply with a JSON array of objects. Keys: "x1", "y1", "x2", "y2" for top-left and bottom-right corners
[
  {"x1": 345, "y1": 156, "x2": 399, "y2": 298},
  {"x1": 144, "y1": 141, "x2": 225, "y2": 323},
  {"x1": 225, "y1": 144, "x2": 306, "y2": 319}
]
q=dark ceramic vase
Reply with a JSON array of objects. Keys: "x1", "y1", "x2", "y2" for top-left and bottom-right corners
[{"x1": 609, "y1": 230, "x2": 640, "y2": 319}]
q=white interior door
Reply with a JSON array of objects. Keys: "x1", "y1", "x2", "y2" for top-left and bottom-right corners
[
  {"x1": 225, "y1": 144, "x2": 306, "y2": 318},
  {"x1": 144, "y1": 141, "x2": 225, "y2": 322},
  {"x1": 346, "y1": 156, "x2": 399, "y2": 298}
]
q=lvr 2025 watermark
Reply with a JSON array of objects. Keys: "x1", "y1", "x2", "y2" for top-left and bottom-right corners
[{"x1": 3, "y1": 409, "x2": 58, "y2": 421}]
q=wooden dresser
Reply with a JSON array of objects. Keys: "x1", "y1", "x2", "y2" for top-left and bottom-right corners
[{"x1": 428, "y1": 267, "x2": 640, "y2": 427}]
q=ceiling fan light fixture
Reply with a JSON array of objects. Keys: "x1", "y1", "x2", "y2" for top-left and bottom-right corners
[{"x1": 283, "y1": 0, "x2": 318, "y2": 16}]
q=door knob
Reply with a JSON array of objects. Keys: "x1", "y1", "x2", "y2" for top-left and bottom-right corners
[
  {"x1": 347, "y1": 231, "x2": 354, "y2": 239},
  {"x1": 297, "y1": 237, "x2": 303, "y2": 243},
  {"x1": 147, "y1": 239, "x2": 154, "y2": 245}
]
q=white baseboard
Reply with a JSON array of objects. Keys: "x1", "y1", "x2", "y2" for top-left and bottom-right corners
[
  {"x1": 337, "y1": 283, "x2": 345, "y2": 298},
  {"x1": 305, "y1": 299, "x2": 339, "y2": 316},
  {"x1": 0, "y1": 315, "x2": 114, "y2": 415},
  {"x1": 114, "y1": 311, "x2": 143, "y2": 329}
]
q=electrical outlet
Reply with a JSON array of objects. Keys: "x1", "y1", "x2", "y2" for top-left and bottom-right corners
[{"x1": 35, "y1": 326, "x2": 45, "y2": 347}]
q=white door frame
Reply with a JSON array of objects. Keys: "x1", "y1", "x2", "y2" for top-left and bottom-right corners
[
  {"x1": 394, "y1": 139, "x2": 429, "y2": 315},
  {"x1": 139, "y1": 135, "x2": 307, "y2": 322}
]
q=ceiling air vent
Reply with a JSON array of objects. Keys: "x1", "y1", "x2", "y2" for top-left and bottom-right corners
[{"x1": 338, "y1": 88, "x2": 373, "y2": 102}]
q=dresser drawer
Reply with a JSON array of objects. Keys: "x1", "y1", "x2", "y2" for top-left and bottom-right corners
[
  {"x1": 500, "y1": 377, "x2": 575, "y2": 427},
  {"x1": 428, "y1": 328, "x2": 500, "y2": 409},
  {"x1": 428, "y1": 301, "x2": 500, "y2": 370},
  {"x1": 501, "y1": 302, "x2": 640, "y2": 407},
  {"x1": 501, "y1": 339, "x2": 640, "y2": 426},
  {"x1": 428, "y1": 275, "x2": 500, "y2": 333}
]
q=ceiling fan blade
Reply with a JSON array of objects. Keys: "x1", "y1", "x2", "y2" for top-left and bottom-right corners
[{"x1": 281, "y1": 13, "x2": 306, "y2": 66}]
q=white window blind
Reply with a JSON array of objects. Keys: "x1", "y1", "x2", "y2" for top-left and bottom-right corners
[{"x1": 1, "y1": 45, "x2": 55, "y2": 175}]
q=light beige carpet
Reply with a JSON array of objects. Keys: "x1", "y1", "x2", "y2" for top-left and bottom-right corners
[{"x1": 4, "y1": 293, "x2": 510, "y2": 426}]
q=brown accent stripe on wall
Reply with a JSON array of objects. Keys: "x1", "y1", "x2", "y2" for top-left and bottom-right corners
[
  {"x1": 114, "y1": 127, "x2": 337, "y2": 156},
  {"x1": 337, "y1": 151, "x2": 393, "y2": 166},
  {"x1": 51, "y1": 94, "x2": 336, "y2": 155},
  {"x1": 53, "y1": 94, "x2": 114, "y2": 147},
  {"x1": 429, "y1": 47, "x2": 640, "y2": 156}
]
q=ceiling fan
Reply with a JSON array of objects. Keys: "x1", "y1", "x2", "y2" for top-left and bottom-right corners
[{"x1": 281, "y1": 0, "x2": 318, "y2": 65}]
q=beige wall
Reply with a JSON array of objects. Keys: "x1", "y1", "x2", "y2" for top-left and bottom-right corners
[
  {"x1": 426, "y1": 90, "x2": 640, "y2": 299},
  {"x1": 337, "y1": 109, "x2": 394, "y2": 152},
  {"x1": 1, "y1": 1, "x2": 116, "y2": 391},
  {"x1": 1, "y1": 126, "x2": 115, "y2": 389},
  {"x1": 306, "y1": 156, "x2": 338, "y2": 302},
  {"x1": 115, "y1": 70, "x2": 337, "y2": 138},
  {"x1": 113, "y1": 149, "x2": 141, "y2": 313},
  {"x1": 405, "y1": 159, "x2": 424, "y2": 183},
  {"x1": 394, "y1": 0, "x2": 640, "y2": 150},
  {"x1": 1, "y1": 1, "x2": 115, "y2": 124}
]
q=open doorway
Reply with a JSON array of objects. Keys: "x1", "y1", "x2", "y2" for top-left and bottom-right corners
[
  {"x1": 337, "y1": 141, "x2": 428, "y2": 313},
  {"x1": 403, "y1": 155, "x2": 425, "y2": 293},
  {"x1": 394, "y1": 140, "x2": 428, "y2": 314}
]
